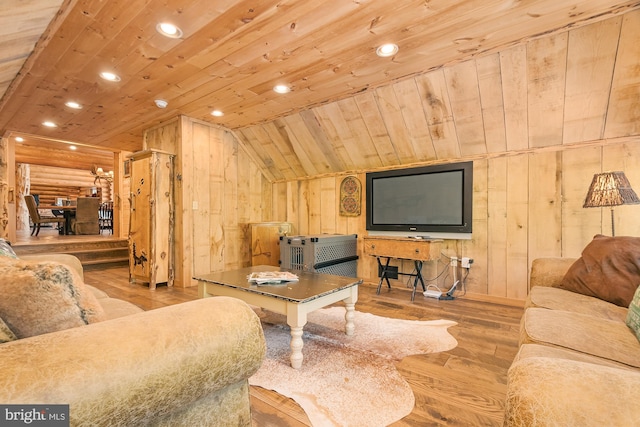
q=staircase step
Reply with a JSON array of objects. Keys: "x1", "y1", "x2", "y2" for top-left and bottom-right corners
[{"x1": 13, "y1": 238, "x2": 129, "y2": 267}]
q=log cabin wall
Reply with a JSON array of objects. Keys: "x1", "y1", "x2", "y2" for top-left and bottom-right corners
[{"x1": 27, "y1": 165, "x2": 113, "y2": 206}]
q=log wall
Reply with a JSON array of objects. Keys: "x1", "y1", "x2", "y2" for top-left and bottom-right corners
[{"x1": 27, "y1": 164, "x2": 113, "y2": 206}]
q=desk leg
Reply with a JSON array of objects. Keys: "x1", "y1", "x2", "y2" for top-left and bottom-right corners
[
  {"x1": 411, "y1": 260, "x2": 426, "y2": 301},
  {"x1": 376, "y1": 257, "x2": 393, "y2": 295},
  {"x1": 64, "y1": 211, "x2": 73, "y2": 235}
]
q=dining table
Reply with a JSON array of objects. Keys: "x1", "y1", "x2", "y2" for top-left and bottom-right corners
[{"x1": 39, "y1": 204, "x2": 77, "y2": 235}]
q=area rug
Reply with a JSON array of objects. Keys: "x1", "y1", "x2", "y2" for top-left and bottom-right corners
[{"x1": 249, "y1": 307, "x2": 458, "y2": 427}]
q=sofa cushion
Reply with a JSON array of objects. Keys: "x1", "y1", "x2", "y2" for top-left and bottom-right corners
[
  {"x1": 0, "y1": 259, "x2": 106, "y2": 339},
  {"x1": 520, "y1": 307, "x2": 640, "y2": 368},
  {"x1": 559, "y1": 234, "x2": 640, "y2": 307},
  {"x1": 0, "y1": 317, "x2": 17, "y2": 343},
  {"x1": 526, "y1": 286, "x2": 627, "y2": 322}
]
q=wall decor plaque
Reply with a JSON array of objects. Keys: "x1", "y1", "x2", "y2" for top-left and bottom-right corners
[{"x1": 340, "y1": 176, "x2": 361, "y2": 217}]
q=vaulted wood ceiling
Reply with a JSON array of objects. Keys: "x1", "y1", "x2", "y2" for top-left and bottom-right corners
[{"x1": 2, "y1": 0, "x2": 639, "y2": 178}]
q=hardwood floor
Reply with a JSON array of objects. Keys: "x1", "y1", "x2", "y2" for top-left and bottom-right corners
[{"x1": 83, "y1": 264, "x2": 523, "y2": 426}]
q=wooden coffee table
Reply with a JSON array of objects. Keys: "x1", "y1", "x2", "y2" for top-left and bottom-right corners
[{"x1": 194, "y1": 265, "x2": 361, "y2": 369}]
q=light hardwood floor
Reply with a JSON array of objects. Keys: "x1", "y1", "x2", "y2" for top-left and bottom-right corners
[{"x1": 84, "y1": 264, "x2": 523, "y2": 426}]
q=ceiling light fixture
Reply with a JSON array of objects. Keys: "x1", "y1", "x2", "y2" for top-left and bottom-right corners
[
  {"x1": 70, "y1": 145, "x2": 77, "y2": 150},
  {"x1": 156, "y1": 22, "x2": 183, "y2": 39},
  {"x1": 65, "y1": 101, "x2": 82, "y2": 109},
  {"x1": 376, "y1": 43, "x2": 398, "y2": 57},
  {"x1": 154, "y1": 99, "x2": 168, "y2": 108},
  {"x1": 15, "y1": 136, "x2": 24, "y2": 142},
  {"x1": 100, "y1": 71, "x2": 121, "y2": 82},
  {"x1": 273, "y1": 84, "x2": 291, "y2": 94},
  {"x1": 211, "y1": 110, "x2": 224, "y2": 117},
  {"x1": 42, "y1": 121, "x2": 57, "y2": 128}
]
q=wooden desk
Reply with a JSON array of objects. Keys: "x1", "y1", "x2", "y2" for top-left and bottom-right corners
[{"x1": 363, "y1": 236, "x2": 443, "y2": 301}]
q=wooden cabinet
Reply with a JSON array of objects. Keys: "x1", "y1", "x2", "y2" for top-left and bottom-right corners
[
  {"x1": 128, "y1": 150, "x2": 175, "y2": 289},
  {"x1": 250, "y1": 222, "x2": 293, "y2": 266}
]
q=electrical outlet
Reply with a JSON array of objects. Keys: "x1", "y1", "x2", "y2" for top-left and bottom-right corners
[
  {"x1": 461, "y1": 257, "x2": 474, "y2": 268},
  {"x1": 450, "y1": 256, "x2": 458, "y2": 267}
]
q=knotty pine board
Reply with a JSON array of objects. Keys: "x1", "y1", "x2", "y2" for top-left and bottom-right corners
[
  {"x1": 526, "y1": 32, "x2": 568, "y2": 148},
  {"x1": 605, "y1": 10, "x2": 640, "y2": 138},
  {"x1": 563, "y1": 17, "x2": 621, "y2": 144}
]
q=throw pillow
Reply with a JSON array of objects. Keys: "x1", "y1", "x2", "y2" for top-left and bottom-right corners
[
  {"x1": 559, "y1": 234, "x2": 640, "y2": 307},
  {"x1": 627, "y1": 286, "x2": 640, "y2": 342},
  {"x1": 0, "y1": 316, "x2": 17, "y2": 343},
  {"x1": 0, "y1": 259, "x2": 106, "y2": 339},
  {"x1": 0, "y1": 238, "x2": 18, "y2": 259}
]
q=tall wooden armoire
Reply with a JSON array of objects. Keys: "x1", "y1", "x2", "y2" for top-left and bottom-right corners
[{"x1": 128, "y1": 149, "x2": 175, "y2": 289}]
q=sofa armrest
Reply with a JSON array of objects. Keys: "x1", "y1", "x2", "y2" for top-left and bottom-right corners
[
  {"x1": 0, "y1": 297, "x2": 266, "y2": 426},
  {"x1": 529, "y1": 257, "x2": 577, "y2": 288},
  {"x1": 18, "y1": 253, "x2": 85, "y2": 282}
]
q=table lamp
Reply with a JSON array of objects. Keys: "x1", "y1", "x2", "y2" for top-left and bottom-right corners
[{"x1": 583, "y1": 171, "x2": 640, "y2": 236}]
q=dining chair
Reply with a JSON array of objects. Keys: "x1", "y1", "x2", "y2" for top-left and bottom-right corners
[
  {"x1": 24, "y1": 195, "x2": 65, "y2": 236},
  {"x1": 71, "y1": 197, "x2": 100, "y2": 235},
  {"x1": 99, "y1": 201, "x2": 114, "y2": 234}
]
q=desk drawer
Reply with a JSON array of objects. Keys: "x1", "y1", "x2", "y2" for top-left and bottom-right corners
[{"x1": 363, "y1": 237, "x2": 441, "y2": 261}]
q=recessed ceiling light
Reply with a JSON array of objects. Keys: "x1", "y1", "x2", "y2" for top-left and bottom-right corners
[
  {"x1": 154, "y1": 99, "x2": 168, "y2": 108},
  {"x1": 65, "y1": 101, "x2": 82, "y2": 109},
  {"x1": 376, "y1": 43, "x2": 398, "y2": 57},
  {"x1": 273, "y1": 84, "x2": 291, "y2": 94},
  {"x1": 100, "y1": 71, "x2": 121, "y2": 82},
  {"x1": 156, "y1": 22, "x2": 183, "y2": 38},
  {"x1": 15, "y1": 136, "x2": 24, "y2": 142},
  {"x1": 211, "y1": 110, "x2": 224, "y2": 117},
  {"x1": 42, "y1": 121, "x2": 57, "y2": 128},
  {"x1": 69, "y1": 145, "x2": 77, "y2": 150}
]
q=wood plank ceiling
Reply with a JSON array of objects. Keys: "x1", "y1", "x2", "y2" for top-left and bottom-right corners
[{"x1": 1, "y1": 0, "x2": 639, "y2": 178}]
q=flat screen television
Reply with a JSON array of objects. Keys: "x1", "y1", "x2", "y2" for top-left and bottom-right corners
[{"x1": 366, "y1": 161, "x2": 473, "y2": 235}]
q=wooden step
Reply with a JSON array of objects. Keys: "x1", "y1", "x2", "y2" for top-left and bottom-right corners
[{"x1": 13, "y1": 238, "x2": 129, "y2": 267}]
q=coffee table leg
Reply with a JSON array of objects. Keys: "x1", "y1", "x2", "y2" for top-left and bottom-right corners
[
  {"x1": 289, "y1": 326, "x2": 304, "y2": 369},
  {"x1": 287, "y1": 307, "x2": 308, "y2": 369},
  {"x1": 345, "y1": 302, "x2": 355, "y2": 336}
]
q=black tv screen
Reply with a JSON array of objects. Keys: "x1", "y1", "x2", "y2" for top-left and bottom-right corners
[{"x1": 366, "y1": 161, "x2": 473, "y2": 234}]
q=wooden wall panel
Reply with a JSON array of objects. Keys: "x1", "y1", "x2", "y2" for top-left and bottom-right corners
[
  {"x1": 605, "y1": 10, "x2": 640, "y2": 138},
  {"x1": 486, "y1": 157, "x2": 507, "y2": 297},
  {"x1": 561, "y1": 146, "x2": 602, "y2": 255},
  {"x1": 527, "y1": 152, "x2": 562, "y2": 262},
  {"x1": 526, "y1": 33, "x2": 568, "y2": 148},
  {"x1": 563, "y1": 18, "x2": 621, "y2": 144},
  {"x1": 500, "y1": 45, "x2": 529, "y2": 152},
  {"x1": 270, "y1": 140, "x2": 640, "y2": 303}
]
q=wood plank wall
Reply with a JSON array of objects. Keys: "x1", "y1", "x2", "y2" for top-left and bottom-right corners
[
  {"x1": 141, "y1": 11, "x2": 640, "y2": 302},
  {"x1": 143, "y1": 116, "x2": 272, "y2": 288}
]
